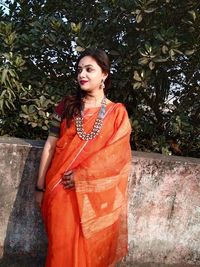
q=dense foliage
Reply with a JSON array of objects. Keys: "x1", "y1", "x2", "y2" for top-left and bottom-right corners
[{"x1": 0, "y1": 0, "x2": 199, "y2": 157}]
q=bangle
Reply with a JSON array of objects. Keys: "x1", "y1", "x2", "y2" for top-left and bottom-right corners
[{"x1": 35, "y1": 185, "x2": 45, "y2": 192}]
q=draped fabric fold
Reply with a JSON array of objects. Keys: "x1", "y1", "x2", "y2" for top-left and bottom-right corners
[{"x1": 41, "y1": 102, "x2": 132, "y2": 267}]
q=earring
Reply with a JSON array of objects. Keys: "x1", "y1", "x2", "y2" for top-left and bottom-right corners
[{"x1": 99, "y1": 79, "x2": 105, "y2": 90}]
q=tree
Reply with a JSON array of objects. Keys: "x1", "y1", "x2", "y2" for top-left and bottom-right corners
[{"x1": 0, "y1": 0, "x2": 199, "y2": 156}]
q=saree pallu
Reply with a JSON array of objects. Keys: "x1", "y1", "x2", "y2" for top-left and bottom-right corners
[{"x1": 41, "y1": 102, "x2": 132, "y2": 267}]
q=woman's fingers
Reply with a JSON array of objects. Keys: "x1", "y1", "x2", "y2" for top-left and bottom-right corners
[
  {"x1": 63, "y1": 170, "x2": 73, "y2": 177},
  {"x1": 35, "y1": 191, "x2": 44, "y2": 208},
  {"x1": 64, "y1": 183, "x2": 75, "y2": 189},
  {"x1": 63, "y1": 179, "x2": 73, "y2": 186},
  {"x1": 61, "y1": 171, "x2": 75, "y2": 189},
  {"x1": 62, "y1": 171, "x2": 72, "y2": 180},
  {"x1": 63, "y1": 180, "x2": 75, "y2": 189}
]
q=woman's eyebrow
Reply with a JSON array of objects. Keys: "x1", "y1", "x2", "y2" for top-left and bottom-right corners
[{"x1": 78, "y1": 64, "x2": 94, "y2": 68}]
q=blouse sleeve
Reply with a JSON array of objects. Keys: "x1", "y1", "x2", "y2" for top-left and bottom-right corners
[{"x1": 48, "y1": 98, "x2": 65, "y2": 138}]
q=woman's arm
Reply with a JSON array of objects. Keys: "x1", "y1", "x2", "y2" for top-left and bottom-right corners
[
  {"x1": 36, "y1": 135, "x2": 58, "y2": 189},
  {"x1": 35, "y1": 135, "x2": 58, "y2": 207}
]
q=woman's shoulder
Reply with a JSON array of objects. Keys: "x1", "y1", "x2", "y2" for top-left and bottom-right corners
[
  {"x1": 108, "y1": 100, "x2": 127, "y2": 113},
  {"x1": 54, "y1": 96, "x2": 67, "y2": 117},
  {"x1": 107, "y1": 101, "x2": 129, "y2": 125}
]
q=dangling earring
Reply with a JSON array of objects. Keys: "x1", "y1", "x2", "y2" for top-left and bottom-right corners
[{"x1": 99, "y1": 79, "x2": 105, "y2": 90}]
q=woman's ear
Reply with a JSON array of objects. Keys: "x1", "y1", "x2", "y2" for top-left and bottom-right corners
[{"x1": 103, "y1": 72, "x2": 108, "y2": 80}]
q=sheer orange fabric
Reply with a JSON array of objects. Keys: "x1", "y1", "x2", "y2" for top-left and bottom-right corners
[{"x1": 41, "y1": 102, "x2": 132, "y2": 267}]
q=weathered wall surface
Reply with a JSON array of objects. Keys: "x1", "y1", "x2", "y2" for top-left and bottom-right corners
[
  {"x1": 0, "y1": 137, "x2": 47, "y2": 262},
  {"x1": 0, "y1": 137, "x2": 200, "y2": 266},
  {"x1": 127, "y1": 152, "x2": 200, "y2": 266}
]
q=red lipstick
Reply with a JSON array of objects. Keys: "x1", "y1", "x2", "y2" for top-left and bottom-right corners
[{"x1": 80, "y1": 80, "x2": 88, "y2": 85}]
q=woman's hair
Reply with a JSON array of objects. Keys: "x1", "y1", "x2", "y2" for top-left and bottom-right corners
[{"x1": 63, "y1": 48, "x2": 111, "y2": 127}]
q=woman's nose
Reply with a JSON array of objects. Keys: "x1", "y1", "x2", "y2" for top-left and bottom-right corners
[{"x1": 79, "y1": 69, "x2": 86, "y2": 78}]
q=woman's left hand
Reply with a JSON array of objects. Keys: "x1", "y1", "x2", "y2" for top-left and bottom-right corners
[{"x1": 61, "y1": 170, "x2": 75, "y2": 189}]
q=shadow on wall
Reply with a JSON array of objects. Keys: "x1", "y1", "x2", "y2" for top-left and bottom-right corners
[{"x1": 0, "y1": 140, "x2": 47, "y2": 267}]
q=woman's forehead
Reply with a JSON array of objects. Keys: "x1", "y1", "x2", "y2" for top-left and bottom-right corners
[{"x1": 78, "y1": 56, "x2": 98, "y2": 67}]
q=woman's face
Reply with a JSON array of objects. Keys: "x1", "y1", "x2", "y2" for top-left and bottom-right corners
[{"x1": 77, "y1": 56, "x2": 107, "y2": 92}]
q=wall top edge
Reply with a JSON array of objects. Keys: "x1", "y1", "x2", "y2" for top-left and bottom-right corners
[
  {"x1": 0, "y1": 136, "x2": 45, "y2": 148},
  {"x1": 0, "y1": 136, "x2": 199, "y2": 164},
  {"x1": 132, "y1": 151, "x2": 200, "y2": 164}
]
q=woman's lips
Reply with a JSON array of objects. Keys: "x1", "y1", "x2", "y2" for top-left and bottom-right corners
[{"x1": 80, "y1": 80, "x2": 88, "y2": 85}]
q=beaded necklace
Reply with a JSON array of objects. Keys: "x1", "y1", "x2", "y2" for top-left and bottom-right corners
[{"x1": 75, "y1": 96, "x2": 107, "y2": 140}]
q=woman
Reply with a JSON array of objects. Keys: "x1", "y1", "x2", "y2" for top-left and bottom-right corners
[{"x1": 35, "y1": 48, "x2": 132, "y2": 267}]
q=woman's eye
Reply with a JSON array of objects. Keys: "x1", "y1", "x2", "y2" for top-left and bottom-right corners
[
  {"x1": 77, "y1": 68, "x2": 82, "y2": 73},
  {"x1": 87, "y1": 67, "x2": 93, "y2": 72}
]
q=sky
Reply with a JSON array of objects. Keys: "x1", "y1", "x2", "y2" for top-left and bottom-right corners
[{"x1": 0, "y1": 0, "x2": 12, "y2": 14}]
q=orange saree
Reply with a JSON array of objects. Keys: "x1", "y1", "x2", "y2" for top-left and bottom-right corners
[{"x1": 41, "y1": 102, "x2": 132, "y2": 267}]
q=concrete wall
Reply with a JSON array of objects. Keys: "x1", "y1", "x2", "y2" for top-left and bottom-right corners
[
  {"x1": 127, "y1": 151, "x2": 200, "y2": 266},
  {"x1": 0, "y1": 137, "x2": 47, "y2": 265},
  {"x1": 0, "y1": 137, "x2": 200, "y2": 266}
]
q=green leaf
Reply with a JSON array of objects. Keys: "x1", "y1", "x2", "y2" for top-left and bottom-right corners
[
  {"x1": 153, "y1": 57, "x2": 169, "y2": 63},
  {"x1": 149, "y1": 61, "x2": 155, "y2": 70},
  {"x1": 0, "y1": 90, "x2": 7, "y2": 98},
  {"x1": 184, "y1": 49, "x2": 195, "y2": 56},
  {"x1": 133, "y1": 82, "x2": 141, "y2": 89},
  {"x1": 38, "y1": 110, "x2": 45, "y2": 116},
  {"x1": 133, "y1": 71, "x2": 142, "y2": 81},
  {"x1": 76, "y1": 46, "x2": 85, "y2": 52},
  {"x1": 8, "y1": 100, "x2": 15, "y2": 109},
  {"x1": 4, "y1": 100, "x2": 11, "y2": 109},
  {"x1": 15, "y1": 56, "x2": 25, "y2": 67},
  {"x1": 135, "y1": 9, "x2": 141, "y2": 15},
  {"x1": 161, "y1": 147, "x2": 172, "y2": 155},
  {"x1": 71, "y1": 22, "x2": 81, "y2": 33},
  {"x1": 0, "y1": 99, "x2": 4, "y2": 114},
  {"x1": 188, "y1": 10, "x2": 196, "y2": 21},
  {"x1": 169, "y1": 49, "x2": 175, "y2": 59},
  {"x1": 1, "y1": 68, "x2": 8, "y2": 84},
  {"x1": 136, "y1": 14, "x2": 142, "y2": 23},
  {"x1": 4, "y1": 31, "x2": 16, "y2": 46},
  {"x1": 145, "y1": 43, "x2": 152, "y2": 53},
  {"x1": 138, "y1": 48, "x2": 148, "y2": 57},
  {"x1": 8, "y1": 69, "x2": 17, "y2": 78},
  {"x1": 138, "y1": 57, "x2": 149, "y2": 65},
  {"x1": 162, "y1": 45, "x2": 168, "y2": 54},
  {"x1": 31, "y1": 122, "x2": 38, "y2": 128},
  {"x1": 39, "y1": 95, "x2": 46, "y2": 105},
  {"x1": 144, "y1": 8, "x2": 157, "y2": 13},
  {"x1": 173, "y1": 49, "x2": 183, "y2": 55},
  {"x1": 42, "y1": 126, "x2": 48, "y2": 130},
  {"x1": 109, "y1": 50, "x2": 120, "y2": 56},
  {"x1": 28, "y1": 105, "x2": 36, "y2": 113},
  {"x1": 21, "y1": 105, "x2": 28, "y2": 114}
]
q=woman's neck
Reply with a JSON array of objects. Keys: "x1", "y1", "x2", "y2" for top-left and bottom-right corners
[{"x1": 83, "y1": 91, "x2": 105, "y2": 108}]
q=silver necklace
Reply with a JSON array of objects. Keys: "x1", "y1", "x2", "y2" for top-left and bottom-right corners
[{"x1": 75, "y1": 96, "x2": 107, "y2": 140}]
